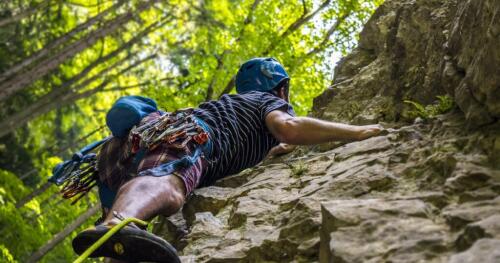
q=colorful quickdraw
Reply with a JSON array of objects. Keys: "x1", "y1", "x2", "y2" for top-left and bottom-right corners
[
  {"x1": 49, "y1": 138, "x2": 111, "y2": 205},
  {"x1": 129, "y1": 109, "x2": 209, "y2": 154}
]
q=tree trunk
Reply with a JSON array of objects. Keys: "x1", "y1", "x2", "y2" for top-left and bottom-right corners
[
  {"x1": 0, "y1": 56, "x2": 128, "y2": 138},
  {"x1": 0, "y1": 0, "x2": 126, "y2": 82},
  {"x1": 15, "y1": 181, "x2": 52, "y2": 208},
  {"x1": 0, "y1": 0, "x2": 158, "y2": 102},
  {"x1": 0, "y1": 17, "x2": 168, "y2": 138},
  {"x1": 217, "y1": 0, "x2": 332, "y2": 97},
  {"x1": 0, "y1": 0, "x2": 52, "y2": 28},
  {"x1": 26, "y1": 205, "x2": 100, "y2": 263}
]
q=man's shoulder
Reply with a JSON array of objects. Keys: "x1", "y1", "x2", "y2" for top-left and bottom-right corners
[
  {"x1": 196, "y1": 91, "x2": 293, "y2": 114},
  {"x1": 221, "y1": 90, "x2": 266, "y2": 98},
  {"x1": 221, "y1": 91, "x2": 286, "y2": 103}
]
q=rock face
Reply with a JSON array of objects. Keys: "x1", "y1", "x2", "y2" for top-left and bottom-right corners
[
  {"x1": 153, "y1": 0, "x2": 500, "y2": 262},
  {"x1": 312, "y1": 0, "x2": 499, "y2": 127}
]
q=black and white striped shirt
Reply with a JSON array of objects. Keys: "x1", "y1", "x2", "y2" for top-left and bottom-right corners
[{"x1": 193, "y1": 91, "x2": 295, "y2": 186}]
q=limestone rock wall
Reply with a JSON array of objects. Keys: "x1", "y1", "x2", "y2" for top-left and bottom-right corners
[
  {"x1": 312, "y1": 0, "x2": 499, "y2": 127},
  {"x1": 444, "y1": 0, "x2": 500, "y2": 125},
  {"x1": 153, "y1": 0, "x2": 500, "y2": 262}
]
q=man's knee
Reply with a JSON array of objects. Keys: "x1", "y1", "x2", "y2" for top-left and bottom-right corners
[
  {"x1": 163, "y1": 176, "x2": 186, "y2": 213},
  {"x1": 115, "y1": 175, "x2": 185, "y2": 214}
]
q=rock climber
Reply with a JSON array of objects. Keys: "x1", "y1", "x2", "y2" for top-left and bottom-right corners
[{"x1": 71, "y1": 57, "x2": 383, "y2": 262}]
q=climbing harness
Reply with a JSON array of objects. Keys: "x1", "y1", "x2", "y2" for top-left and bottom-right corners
[
  {"x1": 130, "y1": 109, "x2": 211, "y2": 177},
  {"x1": 50, "y1": 108, "x2": 211, "y2": 205}
]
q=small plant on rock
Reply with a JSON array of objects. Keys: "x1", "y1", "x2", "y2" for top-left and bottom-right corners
[
  {"x1": 404, "y1": 95, "x2": 455, "y2": 120},
  {"x1": 288, "y1": 161, "x2": 309, "y2": 177}
]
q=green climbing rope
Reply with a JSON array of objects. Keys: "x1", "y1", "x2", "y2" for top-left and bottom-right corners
[{"x1": 72, "y1": 217, "x2": 148, "y2": 263}]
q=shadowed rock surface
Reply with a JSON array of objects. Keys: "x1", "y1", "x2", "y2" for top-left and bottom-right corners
[{"x1": 153, "y1": 0, "x2": 500, "y2": 262}]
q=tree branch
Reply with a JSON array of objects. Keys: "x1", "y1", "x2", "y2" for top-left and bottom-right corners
[
  {"x1": 65, "y1": 0, "x2": 114, "y2": 8},
  {"x1": 204, "y1": 0, "x2": 261, "y2": 101},
  {"x1": 306, "y1": 12, "x2": 350, "y2": 57},
  {"x1": 0, "y1": 0, "x2": 126, "y2": 82},
  {"x1": 0, "y1": 0, "x2": 159, "y2": 102},
  {"x1": 301, "y1": 0, "x2": 308, "y2": 15},
  {"x1": 262, "y1": 0, "x2": 331, "y2": 55},
  {"x1": 101, "y1": 76, "x2": 174, "y2": 92},
  {"x1": 219, "y1": 76, "x2": 236, "y2": 97},
  {"x1": 63, "y1": 54, "x2": 157, "y2": 102},
  {"x1": 0, "y1": 0, "x2": 52, "y2": 28},
  {"x1": 218, "y1": 0, "x2": 332, "y2": 97}
]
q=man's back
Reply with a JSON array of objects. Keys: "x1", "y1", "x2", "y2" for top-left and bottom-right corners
[{"x1": 194, "y1": 91, "x2": 295, "y2": 186}]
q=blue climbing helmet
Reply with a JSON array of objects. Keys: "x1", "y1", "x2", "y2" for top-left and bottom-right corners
[{"x1": 235, "y1": 57, "x2": 290, "y2": 94}]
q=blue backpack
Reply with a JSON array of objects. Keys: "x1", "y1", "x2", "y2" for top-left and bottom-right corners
[{"x1": 106, "y1": 96, "x2": 158, "y2": 138}]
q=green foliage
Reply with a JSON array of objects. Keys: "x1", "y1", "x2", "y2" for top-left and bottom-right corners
[
  {"x1": 289, "y1": 161, "x2": 309, "y2": 177},
  {"x1": 435, "y1": 95, "x2": 455, "y2": 114},
  {"x1": 0, "y1": 244, "x2": 16, "y2": 263},
  {"x1": 0, "y1": 168, "x2": 101, "y2": 262},
  {"x1": 0, "y1": 170, "x2": 29, "y2": 202},
  {"x1": 404, "y1": 95, "x2": 455, "y2": 120}
]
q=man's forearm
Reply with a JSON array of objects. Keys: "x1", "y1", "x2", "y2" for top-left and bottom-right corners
[
  {"x1": 283, "y1": 117, "x2": 372, "y2": 145},
  {"x1": 266, "y1": 110, "x2": 382, "y2": 145}
]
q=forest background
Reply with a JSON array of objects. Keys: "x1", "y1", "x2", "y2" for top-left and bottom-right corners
[{"x1": 0, "y1": 0, "x2": 382, "y2": 262}]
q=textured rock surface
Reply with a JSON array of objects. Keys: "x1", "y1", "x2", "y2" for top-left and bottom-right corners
[
  {"x1": 312, "y1": 0, "x2": 500, "y2": 127},
  {"x1": 444, "y1": 0, "x2": 500, "y2": 125},
  {"x1": 320, "y1": 199, "x2": 451, "y2": 262},
  {"x1": 153, "y1": 0, "x2": 500, "y2": 262}
]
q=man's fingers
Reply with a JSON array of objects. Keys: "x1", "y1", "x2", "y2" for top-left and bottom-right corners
[{"x1": 357, "y1": 124, "x2": 384, "y2": 140}]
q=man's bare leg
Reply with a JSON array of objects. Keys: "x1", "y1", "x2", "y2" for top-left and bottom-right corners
[
  {"x1": 101, "y1": 175, "x2": 186, "y2": 225},
  {"x1": 95, "y1": 175, "x2": 186, "y2": 262},
  {"x1": 72, "y1": 175, "x2": 186, "y2": 262}
]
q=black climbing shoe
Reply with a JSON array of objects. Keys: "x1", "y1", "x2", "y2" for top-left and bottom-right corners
[{"x1": 72, "y1": 224, "x2": 181, "y2": 263}]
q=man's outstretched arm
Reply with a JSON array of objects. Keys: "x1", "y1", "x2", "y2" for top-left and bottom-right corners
[{"x1": 265, "y1": 110, "x2": 382, "y2": 145}]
